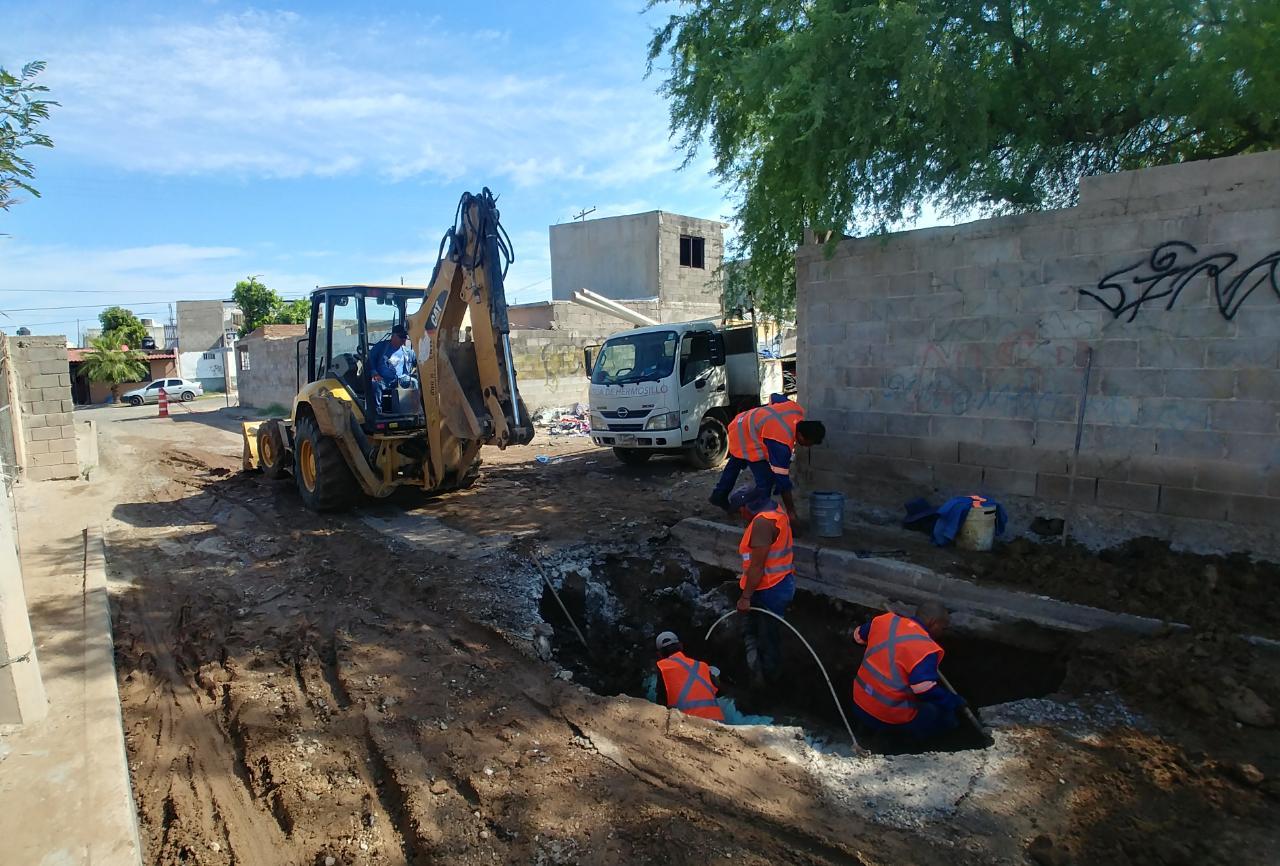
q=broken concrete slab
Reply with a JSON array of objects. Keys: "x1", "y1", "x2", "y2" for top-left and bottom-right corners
[
  {"x1": 672, "y1": 518, "x2": 1179, "y2": 639},
  {"x1": 362, "y1": 511, "x2": 512, "y2": 561}
]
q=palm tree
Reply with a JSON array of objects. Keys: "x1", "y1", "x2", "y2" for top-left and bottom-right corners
[{"x1": 78, "y1": 336, "x2": 148, "y2": 402}]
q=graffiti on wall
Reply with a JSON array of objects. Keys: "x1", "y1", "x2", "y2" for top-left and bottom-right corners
[{"x1": 1080, "y1": 241, "x2": 1280, "y2": 322}]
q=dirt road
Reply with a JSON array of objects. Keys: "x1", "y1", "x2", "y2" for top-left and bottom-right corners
[{"x1": 77, "y1": 403, "x2": 1279, "y2": 865}]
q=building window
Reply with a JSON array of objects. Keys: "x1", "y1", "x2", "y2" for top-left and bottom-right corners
[
  {"x1": 202, "y1": 352, "x2": 216, "y2": 360},
  {"x1": 679, "y1": 235, "x2": 705, "y2": 269},
  {"x1": 239, "y1": 351, "x2": 251, "y2": 372}
]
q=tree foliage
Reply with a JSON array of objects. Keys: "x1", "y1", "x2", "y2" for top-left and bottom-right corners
[
  {"x1": 1, "y1": 60, "x2": 56, "y2": 211},
  {"x1": 277, "y1": 298, "x2": 310, "y2": 325},
  {"x1": 232, "y1": 276, "x2": 309, "y2": 337},
  {"x1": 648, "y1": 0, "x2": 1280, "y2": 315},
  {"x1": 79, "y1": 336, "x2": 148, "y2": 399},
  {"x1": 99, "y1": 306, "x2": 149, "y2": 350}
]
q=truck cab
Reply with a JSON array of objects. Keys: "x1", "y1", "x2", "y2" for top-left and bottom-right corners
[{"x1": 585, "y1": 321, "x2": 784, "y2": 468}]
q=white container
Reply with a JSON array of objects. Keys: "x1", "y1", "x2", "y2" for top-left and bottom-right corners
[{"x1": 956, "y1": 505, "x2": 997, "y2": 551}]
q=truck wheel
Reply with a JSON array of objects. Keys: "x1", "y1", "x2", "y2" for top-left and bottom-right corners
[
  {"x1": 293, "y1": 414, "x2": 358, "y2": 511},
  {"x1": 684, "y1": 417, "x2": 728, "y2": 469},
  {"x1": 257, "y1": 421, "x2": 290, "y2": 480},
  {"x1": 613, "y1": 448, "x2": 653, "y2": 466}
]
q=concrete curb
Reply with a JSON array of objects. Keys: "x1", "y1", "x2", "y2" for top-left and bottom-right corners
[
  {"x1": 84, "y1": 526, "x2": 145, "y2": 866},
  {"x1": 673, "y1": 518, "x2": 1187, "y2": 638}
]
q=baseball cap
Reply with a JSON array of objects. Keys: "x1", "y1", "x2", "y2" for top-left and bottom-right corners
[
  {"x1": 391, "y1": 323, "x2": 408, "y2": 337},
  {"x1": 655, "y1": 631, "x2": 680, "y2": 652},
  {"x1": 729, "y1": 485, "x2": 772, "y2": 512}
]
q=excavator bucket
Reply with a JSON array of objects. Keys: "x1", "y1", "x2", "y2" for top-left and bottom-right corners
[{"x1": 406, "y1": 188, "x2": 535, "y2": 490}]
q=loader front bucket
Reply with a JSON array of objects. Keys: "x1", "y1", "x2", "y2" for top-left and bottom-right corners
[{"x1": 241, "y1": 421, "x2": 264, "y2": 471}]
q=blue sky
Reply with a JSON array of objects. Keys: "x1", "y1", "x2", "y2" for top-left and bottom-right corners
[{"x1": 1, "y1": 1, "x2": 733, "y2": 342}]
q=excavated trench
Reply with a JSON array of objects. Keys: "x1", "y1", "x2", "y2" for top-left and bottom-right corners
[{"x1": 538, "y1": 548, "x2": 1071, "y2": 752}]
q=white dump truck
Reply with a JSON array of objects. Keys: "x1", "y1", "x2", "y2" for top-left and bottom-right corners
[{"x1": 583, "y1": 320, "x2": 792, "y2": 467}]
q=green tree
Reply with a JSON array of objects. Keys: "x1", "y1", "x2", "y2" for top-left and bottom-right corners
[
  {"x1": 98, "y1": 306, "x2": 148, "y2": 350},
  {"x1": 277, "y1": 298, "x2": 310, "y2": 325},
  {"x1": 648, "y1": 0, "x2": 1280, "y2": 313},
  {"x1": 232, "y1": 276, "x2": 309, "y2": 336},
  {"x1": 1, "y1": 61, "x2": 56, "y2": 211},
  {"x1": 79, "y1": 336, "x2": 148, "y2": 402}
]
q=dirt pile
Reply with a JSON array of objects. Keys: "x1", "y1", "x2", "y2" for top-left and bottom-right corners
[{"x1": 958, "y1": 536, "x2": 1280, "y2": 638}]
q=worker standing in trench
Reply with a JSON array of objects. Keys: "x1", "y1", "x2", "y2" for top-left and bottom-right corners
[
  {"x1": 654, "y1": 631, "x2": 726, "y2": 721},
  {"x1": 709, "y1": 395, "x2": 826, "y2": 529},
  {"x1": 849, "y1": 602, "x2": 968, "y2": 741},
  {"x1": 731, "y1": 486, "x2": 796, "y2": 689}
]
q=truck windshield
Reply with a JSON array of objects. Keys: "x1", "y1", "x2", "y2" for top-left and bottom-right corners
[{"x1": 591, "y1": 330, "x2": 678, "y2": 385}]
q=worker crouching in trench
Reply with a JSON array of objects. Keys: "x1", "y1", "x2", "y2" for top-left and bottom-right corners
[
  {"x1": 850, "y1": 602, "x2": 967, "y2": 741},
  {"x1": 654, "y1": 631, "x2": 726, "y2": 722}
]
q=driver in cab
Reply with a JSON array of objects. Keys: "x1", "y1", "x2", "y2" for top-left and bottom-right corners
[{"x1": 370, "y1": 323, "x2": 418, "y2": 413}]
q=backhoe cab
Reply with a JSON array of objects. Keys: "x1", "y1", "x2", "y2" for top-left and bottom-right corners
[{"x1": 242, "y1": 189, "x2": 534, "y2": 510}]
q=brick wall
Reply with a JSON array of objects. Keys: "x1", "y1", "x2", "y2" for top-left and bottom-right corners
[
  {"x1": 7, "y1": 336, "x2": 79, "y2": 482},
  {"x1": 796, "y1": 150, "x2": 1280, "y2": 556}
]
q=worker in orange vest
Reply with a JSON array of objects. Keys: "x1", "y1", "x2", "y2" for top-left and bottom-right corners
[
  {"x1": 730, "y1": 485, "x2": 796, "y2": 687},
  {"x1": 709, "y1": 395, "x2": 825, "y2": 527},
  {"x1": 850, "y1": 602, "x2": 967, "y2": 739},
  {"x1": 654, "y1": 631, "x2": 725, "y2": 722}
]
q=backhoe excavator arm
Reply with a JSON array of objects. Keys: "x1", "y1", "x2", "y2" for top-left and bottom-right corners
[{"x1": 406, "y1": 189, "x2": 534, "y2": 489}]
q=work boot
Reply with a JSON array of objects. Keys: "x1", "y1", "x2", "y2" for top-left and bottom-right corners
[{"x1": 708, "y1": 489, "x2": 731, "y2": 512}]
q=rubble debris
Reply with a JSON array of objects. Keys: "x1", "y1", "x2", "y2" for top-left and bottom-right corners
[{"x1": 532, "y1": 404, "x2": 591, "y2": 437}]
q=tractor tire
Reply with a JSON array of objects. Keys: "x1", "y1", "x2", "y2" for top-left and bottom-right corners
[
  {"x1": 181, "y1": 390, "x2": 196, "y2": 402},
  {"x1": 257, "y1": 421, "x2": 290, "y2": 480},
  {"x1": 684, "y1": 416, "x2": 728, "y2": 470},
  {"x1": 613, "y1": 448, "x2": 653, "y2": 466},
  {"x1": 293, "y1": 414, "x2": 358, "y2": 511}
]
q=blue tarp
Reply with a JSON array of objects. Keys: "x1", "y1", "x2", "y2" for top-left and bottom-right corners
[{"x1": 903, "y1": 495, "x2": 1008, "y2": 547}]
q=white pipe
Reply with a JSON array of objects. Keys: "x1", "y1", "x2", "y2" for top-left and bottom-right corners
[
  {"x1": 570, "y1": 293, "x2": 633, "y2": 322},
  {"x1": 571, "y1": 292, "x2": 654, "y2": 328},
  {"x1": 578, "y1": 288, "x2": 661, "y2": 327},
  {"x1": 579, "y1": 289, "x2": 661, "y2": 326},
  {"x1": 572, "y1": 291, "x2": 652, "y2": 327}
]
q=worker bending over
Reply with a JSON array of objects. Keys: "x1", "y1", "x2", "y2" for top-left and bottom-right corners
[
  {"x1": 732, "y1": 486, "x2": 796, "y2": 688},
  {"x1": 654, "y1": 631, "x2": 725, "y2": 721},
  {"x1": 850, "y1": 601, "x2": 966, "y2": 739},
  {"x1": 710, "y1": 395, "x2": 825, "y2": 526}
]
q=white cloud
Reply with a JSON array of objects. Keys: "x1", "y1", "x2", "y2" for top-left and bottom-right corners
[
  {"x1": 27, "y1": 9, "x2": 683, "y2": 190},
  {"x1": 0, "y1": 240, "x2": 327, "y2": 339}
]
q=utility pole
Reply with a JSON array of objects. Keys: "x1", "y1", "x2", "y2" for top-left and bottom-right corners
[{"x1": 572, "y1": 207, "x2": 596, "y2": 222}]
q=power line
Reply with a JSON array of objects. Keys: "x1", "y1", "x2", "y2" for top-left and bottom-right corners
[{"x1": 0, "y1": 296, "x2": 307, "y2": 314}]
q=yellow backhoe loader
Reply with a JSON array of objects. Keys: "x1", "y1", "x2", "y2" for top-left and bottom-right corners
[{"x1": 241, "y1": 189, "x2": 534, "y2": 510}]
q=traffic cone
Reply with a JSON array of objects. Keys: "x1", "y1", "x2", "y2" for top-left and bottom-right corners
[{"x1": 158, "y1": 387, "x2": 169, "y2": 418}]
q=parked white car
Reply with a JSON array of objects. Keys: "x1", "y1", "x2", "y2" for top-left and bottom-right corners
[{"x1": 121, "y1": 378, "x2": 204, "y2": 406}]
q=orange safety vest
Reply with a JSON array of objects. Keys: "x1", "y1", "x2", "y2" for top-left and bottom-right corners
[
  {"x1": 852, "y1": 613, "x2": 944, "y2": 725},
  {"x1": 727, "y1": 401, "x2": 805, "y2": 462},
  {"x1": 738, "y1": 507, "x2": 794, "y2": 592},
  {"x1": 656, "y1": 651, "x2": 725, "y2": 721}
]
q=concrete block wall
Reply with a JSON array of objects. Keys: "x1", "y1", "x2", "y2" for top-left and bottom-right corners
[
  {"x1": 796, "y1": 149, "x2": 1280, "y2": 557},
  {"x1": 510, "y1": 328, "x2": 600, "y2": 412},
  {"x1": 8, "y1": 337, "x2": 79, "y2": 482},
  {"x1": 236, "y1": 326, "x2": 307, "y2": 411},
  {"x1": 656, "y1": 212, "x2": 726, "y2": 316}
]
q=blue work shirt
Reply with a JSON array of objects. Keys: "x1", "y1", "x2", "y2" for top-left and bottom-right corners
[{"x1": 371, "y1": 340, "x2": 417, "y2": 381}]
